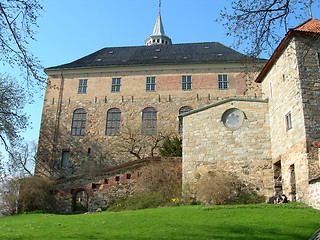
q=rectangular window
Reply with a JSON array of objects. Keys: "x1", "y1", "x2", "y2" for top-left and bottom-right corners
[
  {"x1": 285, "y1": 112, "x2": 292, "y2": 131},
  {"x1": 317, "y1": 52, "x2": 320, "y2": 69},
  {"x1": 218, "y1": 74, "x2": 228, "y2": 89},
  {"x1": 146, "y1": 77, "x2": 156, "y2": 91},
  {"x1": 78, "y1": 79, "x2": 88, "y2": 94},
  {"x1": 61, "y1": 151, "x2": 70, "y2": 167},
  {"x1": 182, "y1": 75, "x2": 192, "y2": 90},
  {"x1": 111, "y1": 78, "x2": 121, "y2": 92}
]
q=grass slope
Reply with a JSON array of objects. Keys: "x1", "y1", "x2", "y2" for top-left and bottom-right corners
[{"x1": 0, "y1": 203, "x2": 319, "y2": 240}]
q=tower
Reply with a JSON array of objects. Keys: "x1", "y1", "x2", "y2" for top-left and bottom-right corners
[{"x1": 144, "y1": 1, "x2": 172, "y2": 46}]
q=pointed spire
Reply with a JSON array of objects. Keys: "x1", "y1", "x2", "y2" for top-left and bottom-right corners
[
  {"x1": 151, "y1": 12, "x2": 167, "y2": 37},
  {"x1": 145, "y1": 4, "x2": 172, "y2": 46}
]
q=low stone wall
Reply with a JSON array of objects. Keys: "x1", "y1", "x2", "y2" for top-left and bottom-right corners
[
  {"x1": 56, "y1": 157, "x2": 181, "y2": 213},
  {"x1": 309, "y1": 177, "x2": 320, "y2": 210}
]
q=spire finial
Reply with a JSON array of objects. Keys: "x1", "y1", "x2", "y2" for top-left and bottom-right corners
[
  {"x1": 308, "y1": 0, "x2": 313, "y2": 18},
  {"x1": 159, "y1": 0, "x2": 161, "y2": 13}
]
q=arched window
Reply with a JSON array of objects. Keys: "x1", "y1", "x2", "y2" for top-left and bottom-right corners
[
  {"x1": 179, "y1": 106, "x2": 193, "y2": 134},
  {"x1": 71, "y1": 109, "x2": 86, "y2": 136},
  {"x1": 142, "y1": 107, "x2": 157, "y2": 135},
  {"x1": 106, "y1": 108, "x2": 121, "y2": 136}
]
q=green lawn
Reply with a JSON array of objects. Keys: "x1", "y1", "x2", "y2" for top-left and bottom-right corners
[{"x1": 0, "y1": 203, "x2": 319, "y2": 240}]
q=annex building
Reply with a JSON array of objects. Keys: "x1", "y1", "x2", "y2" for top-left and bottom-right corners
[{"x1": 36, "y1": 8, "x2": 320, "y2": 211}]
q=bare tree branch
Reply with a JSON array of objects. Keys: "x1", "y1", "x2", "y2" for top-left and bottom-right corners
[
  {"x1": 0, "y1": 0, "x2": 44, "y2": 87},
  {"x1": 218, "y1": 0, "x2": 318, "y2": 57}
]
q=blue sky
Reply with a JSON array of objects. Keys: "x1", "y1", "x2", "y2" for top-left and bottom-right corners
[{"x1": 9, "y1": 0, "x2": 320, "y2": 146}]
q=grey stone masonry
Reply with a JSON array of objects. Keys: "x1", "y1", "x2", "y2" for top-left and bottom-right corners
[{"x1": 182, "y1": 98, "x2": 274, "y2": 199}]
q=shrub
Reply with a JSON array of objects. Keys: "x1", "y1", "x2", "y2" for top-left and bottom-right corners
[
  {"x1": 195, "y1": 171, "x2": 266, "y2": 205},
  {"x1": 108, "y1": 192, "x2": 165, "y2": 212},
  {"x1": 232, "y1": 190, "x2": 266, "y2": 204},
  {"x1": 135, "y1": 161, "x2": 181, "y2": 199},
  {"x1": 195, "y1": 171, "x2": 241, "y2": 205},
  {"x1": 18, "y1": 176, "x2": 58, "y2": 213}
]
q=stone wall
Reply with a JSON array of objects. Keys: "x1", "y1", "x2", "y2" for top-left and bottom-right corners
[
  {"x1": 309, "y1": 177, "x2": 320, "y2": 210},
  {"x1": 295, "y1": 36, "x2": 320, "y2": 180},
  {"x1": 261, "y1": 38, "x2": 307, "y2": 202},
  {"x1": 56, "y1": 157, "x2": 181, "y2": 213},
  {"x1": 261, "y1": 36, "x2": 320, "y2": 203},
  {"x1": 182, "y1": 98, "x2": 274, "y2": 199}
]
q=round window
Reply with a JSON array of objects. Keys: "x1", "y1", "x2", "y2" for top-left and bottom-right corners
[{"x1": 222, "y1": 108, "x2": 245, "y2": 130}]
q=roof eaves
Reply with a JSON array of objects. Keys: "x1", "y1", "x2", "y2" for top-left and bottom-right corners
[
  {"x1": 44, "y1": 59, "x2": 254, "y2": 73},
  {"x1": 180, "y1": 97, "x2": 268, "y2": 118},
  {"x1": 256, "y1": 19, "x2": 320, "y2": 83},
  {"x1": 255, "y1": 29, "x2": 296, "y2": 83}
]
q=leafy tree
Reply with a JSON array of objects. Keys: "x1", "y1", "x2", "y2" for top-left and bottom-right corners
[
  {"x1": 159, "y1": 136, "x2": 182, "y2": 157},
  {"x1": 219, "y1": 0, "x2": 319, "y2": 57}
]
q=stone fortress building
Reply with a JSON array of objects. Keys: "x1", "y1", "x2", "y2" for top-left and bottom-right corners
[
  {"x1": 37, "y1": 6, "x2": 320, "y2": 211},
  {"x1": 38, "y1": 10, "x2": 264, "y2": 175},
  {"x1": 182, "y1": 18, "x2": 320, "y2": 209}
]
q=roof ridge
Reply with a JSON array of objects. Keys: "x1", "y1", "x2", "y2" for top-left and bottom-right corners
[
  {"x1": 293, "y1": 18, "x2": 320, "y2": 33},
  {"x1": 292, "y1": 18, "x2": 314, "y2": 30}
]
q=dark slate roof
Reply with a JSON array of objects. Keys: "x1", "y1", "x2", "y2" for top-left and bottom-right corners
[{"x1": 45, "y1": 42, "x2": 264, "y2": 71}]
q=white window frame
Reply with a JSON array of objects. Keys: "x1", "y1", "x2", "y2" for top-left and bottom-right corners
[
  {"x1": 78, "y1": 79, "x2": 88, "y2": 94},
  {"x1": 182, "y1": 75, "x2": 192, "y2": 90},
  {"x1": 218, "y1": 74, "x2": 228, "y2": 90},
  {"x1": 146, "y1": 77, "x2": 156, "y2": 91},
  {"x1": 111, "y1": 78, "x2": 121, "y2": 92}
]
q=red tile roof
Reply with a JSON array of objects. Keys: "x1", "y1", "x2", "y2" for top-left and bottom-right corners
[
  {"x1": 256, "y1": 18, "x2": 320, "y2": 83},
  {"x1": 294, "y1": 18, "x2": 320, "y2": 33}
]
